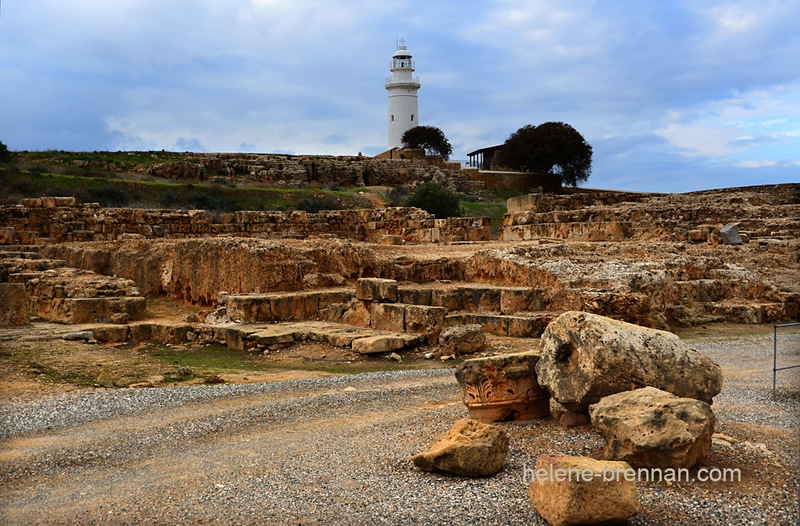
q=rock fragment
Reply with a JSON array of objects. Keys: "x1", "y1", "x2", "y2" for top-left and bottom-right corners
[{"x1": 412, "y1": 418, "x2": 509, "y2": 477}]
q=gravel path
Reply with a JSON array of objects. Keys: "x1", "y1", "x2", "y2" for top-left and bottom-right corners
[{"x1": 0, "y1": 335, "x2": 798, "y2": 525}]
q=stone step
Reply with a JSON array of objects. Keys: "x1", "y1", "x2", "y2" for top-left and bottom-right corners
[
  {"x1": 225, "y1": 321, "x2": 426, "y2": 354},
  {"x1": 89, "y1": 320, "x2": 426, "y2": 355},
  {"x1": 445, "y1": 312, "x2": 556, "y2": 338},
  {"x1": 224, "y1": 289, "x2": 354, "y2": 323}
]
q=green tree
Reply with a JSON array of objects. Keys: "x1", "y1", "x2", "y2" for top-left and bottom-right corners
[
  {"x1": 401, "y1": 125, "x2": 453, "y2": 160},
  {"x1": 0, "y1": 141, "x2": 12, "y2": 163},
  {"x1": 405, "y1": 181, "x2": 461, "y2": 218},
  {"x1": 495, "y1": 122, "x2": 592, "y2": 186}
]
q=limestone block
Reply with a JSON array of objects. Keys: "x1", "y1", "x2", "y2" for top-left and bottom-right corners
[
  {"x1": 430, "y1": 289, "x2": 463, "y2": 310},
  {"x1": 439, "y1": 324, "x2": 486, "y2": 355},
  {"x1": 92, "y1": 325, "x2": 131, "y2": 343},
  {"x1": 371, "y1": 303, "x2": 406, "y2": 332},
  {"x1": 506, "y1": 316, "x2": 545, "y2": 338},
  {"x1": 460, "y1": 287, "x2": 500, "y2": 312},
  {"x1": 251, "y1": 327, "x2": 297, "y2": 346},
  {"x1": 344, "y1": 300, "x2": 372, "y2": 327},
  {"x1": 720, "y1": 224, "x2": 743, "y2": 245},
  {"x1": 270, "y1": 293, "x2": 306, "y2": 321},
  {"x1": 351, "y1": 333, "x2": 423, "y2": 354},
  {"x1": 500, "y1": 288, "x2": 543, "y2": 314},
  {"x1": 104, "y1": 297, "x2": 147, "y2": 322},
  {"x1": 455, "y1": 351, "x2": 550, "y2": 422},
  {"x1": 64, "y1": 298, "x2": 106, "y2": 324},
  {"x1": 149, "y1": 323, "x2": 192, "y2": 344},
  {"x1": 0, "y1": 227, "x2": 15, "y2": 245},
  {"x1": 355, "y1": 278, "x2": 398, "y2": 302},
  {"x1": 528, "y1": 454, "x2": 640, "y2": 526},
  {"x1": 537, "y1": 311, "x2": 723, "y2": 413},
  {"x1": 412, "y1": 418, "x2": 509, "y2": 477},
  {"x1": 0, "y1": 283, "x2": 29, "y2": 326},
  {"x1": 404, "y1": 305, "x2": 447, "y2": 336},
  {"x1": 398, "y1": 287, "x2": 432, "y2": 306},
  {"x1": 129, "y1": 323, "x2": 153, "y2": 342},
  {"x1": 589, "y1": 387, "x2": 715, "y2": 470}
]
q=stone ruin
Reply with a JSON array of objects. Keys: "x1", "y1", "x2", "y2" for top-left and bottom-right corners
[{"x1": 1, "y1": 182, "x2": 798, "y2": 524}]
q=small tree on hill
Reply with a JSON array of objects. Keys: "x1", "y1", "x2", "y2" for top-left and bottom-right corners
[
  {"x1": 402, "y1": 126, "x2": 453, "y2": 160},
  {"x1": 495, "y1": 122, "x2": 592, "y2": 186},
  {"x1": 405, "y1": 182, "x2": 461, "y2": 218}
]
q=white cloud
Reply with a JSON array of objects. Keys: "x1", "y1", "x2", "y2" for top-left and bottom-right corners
[{"x1": 733, "y1": 160, "x2": 776, "y2": 168}]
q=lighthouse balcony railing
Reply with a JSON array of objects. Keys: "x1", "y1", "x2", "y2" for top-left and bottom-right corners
[{"x1": 385, "y1": 76, "x2": 420, "y2": 86}]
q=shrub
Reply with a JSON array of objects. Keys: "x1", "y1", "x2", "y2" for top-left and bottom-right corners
[
  {"x1": 404, "y1": 182, "x2": 461, "y2": 218},
  {"x1": 0, "y1": 141, "x2": 11, "y2": 163},
  {"x1": 296, "y1": 195, "x2": 343, "y2": 213},
  {"x1": 88, "y1": 187, "x2": 131, "y2": 207}
]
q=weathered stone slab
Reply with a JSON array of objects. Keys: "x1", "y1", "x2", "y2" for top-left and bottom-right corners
[
  {"x1": 0, "y1": 283, "x2": 29, "y2": 326},
  {"x1": 355, "y1": 278, "x2": 398, "y2": 302},
  {"x1": 251, "y1": 327, "x2": 296, "y2": 346},
  {"x1": 528, "y1": 454, "x2": 640, "y2": 526},
  {"x1": 413, "y1": 418, "x2": 509, "y2": 477},
  {"x1": 589, "y1": 387, "x2": 715, "y2": 470},
  {"x1": 439, "y1": 324, "x2": 486, "y2": 355},
  {"x1": 91, "y1": 325, "x2": 130, "y2": 343},
  {"x1": 226, "y1": 295, "x2": 273, "y2": 322},
  {"x1": 537, "y1": 311, "x2": 723, "y2": 413},
  {"x1": 371, "y1": 302, "x2": 406, "y2": 332},
  {"x1": 270, "y1": 293, "x2": 306, "y2": 321},
  {"x1": 455, "y1": 351, "x2": 550, "y2": 422},
  {"x1": 460, "y1": 287, "x2": 500, "y2": 312},
  {"x1": 351, "y1": 333, "x2": 423, "y2": 354},
  {"x1": 404, "y1": 305, "x2": 447, "y2": 336}
]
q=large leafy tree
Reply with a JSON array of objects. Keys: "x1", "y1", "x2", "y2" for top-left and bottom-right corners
[
  {"x1": 401, "y1": 125, "x2": 453, "y2": 160},
  {"x1": 495, "y1": 122, "x2": 592, "y2": 186}
]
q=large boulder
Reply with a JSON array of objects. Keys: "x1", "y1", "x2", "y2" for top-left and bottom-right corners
[
  {"x1": 439, "y1": 324, "x2": 486, "y2": 355},
  {"x1": 536, "y1": 311, "x2": 723, "y2": 413},
  {"x1": 455, "y1": 351, "x2": 550, "y2": 422},
  {"x1": 589, "y1": 387, "x2": 715, "y2": 470},
  {"x1": 412, "y1": 418, "x2": 509, "y2": 477},
  {"x1": 528, "y1": 454, "x2": 640, "y2": 526}
]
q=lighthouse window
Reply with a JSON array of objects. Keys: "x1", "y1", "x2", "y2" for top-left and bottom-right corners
[
  {"x1": 391, "y1": 115, "x2": 394, "y2": 122},
  {"x1": 411, "y1": 114, "x2": 414, "y2": 121}
]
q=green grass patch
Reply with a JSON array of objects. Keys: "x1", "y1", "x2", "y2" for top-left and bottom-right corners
[
  {"x1": 0, "y1": 168, "x2": 365, "y2": 212},
  {"x1": 28, "y1": 362, "x2": 96, "y2": 387}
]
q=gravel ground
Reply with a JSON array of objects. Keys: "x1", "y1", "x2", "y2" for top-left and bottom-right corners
[{"x1": 0, "y1": 334, "x2": 798, "y2": 525}]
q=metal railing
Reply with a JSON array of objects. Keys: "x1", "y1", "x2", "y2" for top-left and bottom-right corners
[{"x1": 773, "y1": 322, "x2": 800, "y2": 396}]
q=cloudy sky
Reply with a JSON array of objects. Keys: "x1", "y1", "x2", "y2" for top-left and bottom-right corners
[{"x1": 1, "y1": 0, "x2": 798, "y2": 192}]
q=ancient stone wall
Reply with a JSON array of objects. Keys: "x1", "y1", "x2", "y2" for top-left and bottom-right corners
[
  {"x1": 0, "y1": 199, "x2": 492, "y2": 246},
  {"x1": 501, "y1": 184, "x2": 800, "y2": 242},
  {"x1": 147, "y1": 152, "x2": 481, "y2": 190}
]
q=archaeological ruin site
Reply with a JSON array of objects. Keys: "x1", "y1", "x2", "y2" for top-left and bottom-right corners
[{"x1": 0, "y1": 152, "x2": 798, "y2": 525}]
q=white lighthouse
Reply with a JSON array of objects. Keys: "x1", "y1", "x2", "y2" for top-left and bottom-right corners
[{"x1": 385, "y1": 39, "x2": 421, "y2": 149}]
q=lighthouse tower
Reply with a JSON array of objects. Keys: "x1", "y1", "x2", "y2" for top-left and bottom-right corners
[{"x1": 385, "y1": 39, "x2": 421, "y2": 149}]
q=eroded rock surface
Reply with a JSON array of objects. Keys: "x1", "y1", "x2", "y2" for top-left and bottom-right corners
[
  {"x1": 412, "y1": 418, "x2": 509, "y2": 477},
  {"x1": 528, "y1": 454, "x2": 641, "y2": 526},
  {"x1": 537, "y1": 311, "x2": 723, "y2": 413},
  {"x1": 589, "y1": 387, "x2": 715, "y2": 470}
]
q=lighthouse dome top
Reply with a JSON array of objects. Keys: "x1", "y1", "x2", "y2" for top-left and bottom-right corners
[{"x1": 393, "y1": 45, "x2": 411, "y2": 58}]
